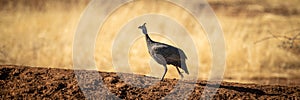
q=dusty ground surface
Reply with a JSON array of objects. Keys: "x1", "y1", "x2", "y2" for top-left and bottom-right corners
[{"x1": 0, "y1": 65, "x2": 299, "y2": 99}]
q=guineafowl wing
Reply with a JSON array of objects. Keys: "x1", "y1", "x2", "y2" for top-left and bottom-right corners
[{"x1": 152, "y1": 43, "x2": 189, "y2": 74}]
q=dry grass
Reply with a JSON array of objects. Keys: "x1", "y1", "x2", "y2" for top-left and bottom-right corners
[
  {"x1": 0, "y1": 0, "x2": 299, "y2": 84},
  {"x1": 0, "y1": 0, "x2": 88, "y2": 67}
]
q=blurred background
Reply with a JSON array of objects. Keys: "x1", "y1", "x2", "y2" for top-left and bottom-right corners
[{"x1": 0, "y1": 0, "x2": 299, "y2": 85}]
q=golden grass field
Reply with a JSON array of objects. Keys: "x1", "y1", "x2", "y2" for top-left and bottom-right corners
[{"x1": 0, "y1": 0, "x2": 299, "y2": 85}]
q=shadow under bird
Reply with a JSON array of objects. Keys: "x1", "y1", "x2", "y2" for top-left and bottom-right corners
[{"x1": 138, "y1": 23, "x2": 189, "y2": 81}]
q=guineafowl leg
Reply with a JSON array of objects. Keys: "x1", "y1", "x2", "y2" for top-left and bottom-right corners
[
  {"x1": 175, "y1": 67, "x2": 184, "y2": 78},
  {"x1": 161, "y1": 65, "x2": 168, "y2": 81}
]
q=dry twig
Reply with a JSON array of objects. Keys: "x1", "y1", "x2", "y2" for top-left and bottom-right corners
[{"x1": 255, "y1": 30, "x2": 300, "y2": 48}]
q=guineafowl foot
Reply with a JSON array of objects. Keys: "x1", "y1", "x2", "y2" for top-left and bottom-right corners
[{"x1": 179, "y1": 73, "x2": 184, "y2": 79}]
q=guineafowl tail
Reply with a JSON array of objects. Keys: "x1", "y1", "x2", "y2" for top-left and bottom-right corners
[{"x1": 180, "y1": 61, "x2": 189, "y2": 74}]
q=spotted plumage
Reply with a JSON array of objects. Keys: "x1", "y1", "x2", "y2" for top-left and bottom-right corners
[{"x1": 138, "y1": 23, "x2": 189, "y2": 81}]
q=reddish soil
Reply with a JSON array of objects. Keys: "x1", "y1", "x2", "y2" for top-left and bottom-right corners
[{"x1": 0, "y1": 65, "x2": 299, "y2": 99}]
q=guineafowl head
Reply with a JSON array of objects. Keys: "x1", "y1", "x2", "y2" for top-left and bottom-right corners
[{"x1": 138, "y1": 23, "x2": 147, "y2": 34}]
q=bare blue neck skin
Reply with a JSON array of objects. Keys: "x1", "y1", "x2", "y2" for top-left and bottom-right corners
[{"x1": 142, "y1": 27, "x2": 147, "y2": 35}]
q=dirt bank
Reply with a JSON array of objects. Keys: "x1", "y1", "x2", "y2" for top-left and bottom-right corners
[{"x1": 0, "y1": 65, "x2": 299, "y2": 99}]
